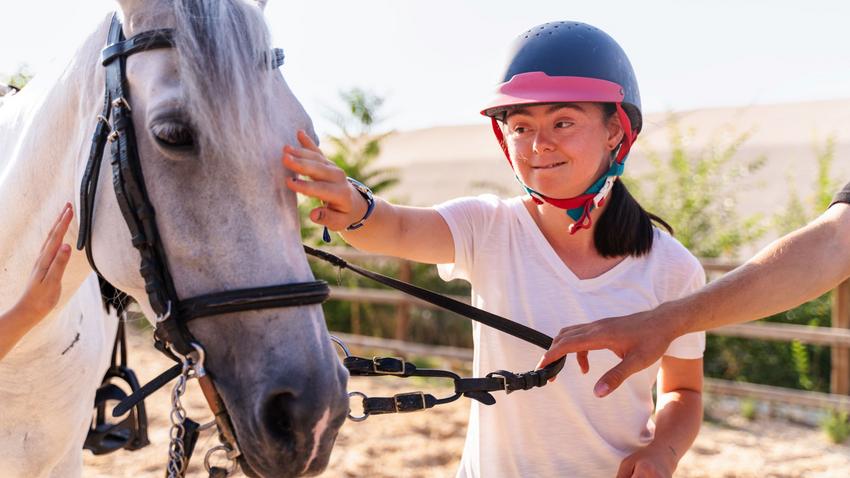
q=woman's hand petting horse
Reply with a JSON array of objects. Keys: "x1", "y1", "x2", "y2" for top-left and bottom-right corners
[{"x1": 282, "y1": 129, "x2": 366, "y2": 231}]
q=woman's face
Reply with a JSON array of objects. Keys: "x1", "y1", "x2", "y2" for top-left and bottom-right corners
[{"x1": 503, "y1": 102, "x2": 623, "y2": 199}]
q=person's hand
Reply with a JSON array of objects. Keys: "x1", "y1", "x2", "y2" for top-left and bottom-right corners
[
  {"x1": 535, "y1": 310, "x2": 676, "y2": 397},
  {"x1": 15, "y1": 204, "x2": 74, "y2": 321},
  {"x1": 282, "y1": 129, "x2": 367, "y2": 231},
  {"x1": 616, "y1": 443, "x2": 677, "y2": 478}
]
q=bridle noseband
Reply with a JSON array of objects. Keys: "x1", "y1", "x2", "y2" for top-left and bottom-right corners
[{"x1": 78, "y1": 14, "x2": 326, "y2": 477}]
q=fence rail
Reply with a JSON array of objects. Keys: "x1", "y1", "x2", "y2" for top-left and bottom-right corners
[{"x1": 313, "y1": 248, "x2": 850, "y2": 404}]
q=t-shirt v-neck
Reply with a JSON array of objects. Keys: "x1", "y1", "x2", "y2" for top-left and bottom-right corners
[{"x1": 512, "y1": 197, "x2": 635, "y2": 288}]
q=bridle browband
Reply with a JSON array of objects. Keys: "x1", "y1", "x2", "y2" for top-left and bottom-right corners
[
  {"x1": 78, "y1": 14, "x2": 326, "y2": 477},
  {"x1": 78, "y1": 12, "x2": 566, "y2": 478}
]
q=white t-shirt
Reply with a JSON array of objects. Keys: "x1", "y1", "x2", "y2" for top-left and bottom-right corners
[{"x1": 434, "y1": 194, "x2": 706, "y2": 478}]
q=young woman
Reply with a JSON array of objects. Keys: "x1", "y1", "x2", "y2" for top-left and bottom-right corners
[
  {"x1": 0, "y1": 204, "x2": 73, "y2": 361},
  {"x1": 284, "y1": 21, "x2": 705, "y2": 478}
]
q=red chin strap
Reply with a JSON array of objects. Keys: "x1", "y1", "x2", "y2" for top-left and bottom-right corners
[{"x1": 490, "y1": 102, "x2": 637, "y2": 210}]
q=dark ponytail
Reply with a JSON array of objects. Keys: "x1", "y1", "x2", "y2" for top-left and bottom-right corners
[
  {"x1": 593, "y1": 103, "x2": 672, "y2": 258},
  {"x1": 593, "y1": 171, "x2": 673, "y2": 258}
]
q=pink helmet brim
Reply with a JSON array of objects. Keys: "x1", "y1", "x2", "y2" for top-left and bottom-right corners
[{"x1": 481, "y1": 71, "x2": 626, "y2": 117}]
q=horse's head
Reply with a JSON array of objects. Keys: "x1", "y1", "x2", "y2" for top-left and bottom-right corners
[{"x1": 83, "y1": 1, "x2": 348, "y2": 475}]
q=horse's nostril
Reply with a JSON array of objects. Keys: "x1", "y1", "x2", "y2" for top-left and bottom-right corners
[{"x1": 263, "y1": 392, "x2": 297, "y2": 446}]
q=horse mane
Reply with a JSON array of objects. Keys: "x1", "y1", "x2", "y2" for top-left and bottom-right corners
[{"x1": 173, "y1": 0, "x2": 276, "y2": 166}]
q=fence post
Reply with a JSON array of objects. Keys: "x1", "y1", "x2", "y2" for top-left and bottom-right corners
[
  {"x1": 394, "y1": 260, "x2": 412, "y2": 340},
  {"x1": 832, "y1": 279, "x2": 850, "y2": 395}
]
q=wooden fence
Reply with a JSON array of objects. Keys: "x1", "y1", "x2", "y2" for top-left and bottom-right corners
[{"x1": 313, "y1": 248, "x2": 850, "y2": 411}]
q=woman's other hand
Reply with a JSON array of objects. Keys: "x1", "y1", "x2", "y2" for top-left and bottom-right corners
[
  {"x1": 16, "y1": 203, "x2": 74, "y2": 321},
  {"x1": 616, "y1": 443, "x2": 676, "y2": 478}
]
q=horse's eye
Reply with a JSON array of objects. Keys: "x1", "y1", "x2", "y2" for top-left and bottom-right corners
[{"x1": 151, "y1": 121, "x2": 195, "y2": 149}]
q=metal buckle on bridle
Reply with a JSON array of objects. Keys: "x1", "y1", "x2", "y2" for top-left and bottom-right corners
[
  {"x1": 393, "y1": 391, "x2": 426, "y2": 413},
  {"x1": 347, "y1": 391, "x2": 369, "y2": 422},
  {"x1": 486, "y1": 372, "x2": 510, "y2": 393},
  {"x1": 372, "y1": 356, "x2": 406, "y2": 375}
]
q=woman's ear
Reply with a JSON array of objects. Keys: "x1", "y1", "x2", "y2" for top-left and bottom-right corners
[{"x1": 606, "y1": 112, "x2": 625, "y2": 151}]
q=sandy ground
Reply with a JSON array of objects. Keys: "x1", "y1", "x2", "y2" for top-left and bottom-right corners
[{"x1": 83, "y1": 329, "x2": 850, "y2": 477}]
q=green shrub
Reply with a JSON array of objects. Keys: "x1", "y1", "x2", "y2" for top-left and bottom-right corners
[
  {"x1": 739, "y1": 398, "x2": 758, "y2": 421},
  {"x1": 626, "y1": 117, "x2": 766, "y2": 259},
  {"x1": 821, "y1": 410, "x2": 850, "y2": 444}
]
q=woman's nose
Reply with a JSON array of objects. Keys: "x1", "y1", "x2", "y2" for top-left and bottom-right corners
[{"x1": 532, "y1": 129, "x2": 557, "y2": 154}]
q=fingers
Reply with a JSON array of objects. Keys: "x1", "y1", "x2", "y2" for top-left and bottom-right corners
[
  {"x1": 282, "y1": 137, "x2": 351, "y2": 209},
  {"x1": 283, "y1": 142, "x2": 334, "y2": 168},
  {"x1": 536, "y1": 350, "x2": 588, "y2": 383},
  {"x1": 44, "y1": 243, "x2": 72, "y2": 287},
  {"x1": 296, "y1": 129, "x2": 322, "y2": 153},
  {"x1": 577, "y1": 351, "x2": 589, "y2": 374},
  {"x1": 38, "y1": 203, "x2": 72, "y2": 252},
  {"x1": 286, "y1": 175, "x2": 350, "y2": 207},
  {"x1": 594, "y1": 354, "x2": 643, "y2": 398},
  {"x1": 308, "y1": 206, "x2": 355, "y2": 231},
  {"x1": 535, "y1": 353, "x2": 558, "y2": 371},
  {"x1": 616, "y1": 454, "x2": 637, "y2": 478},
  {"x1": 282, "y1": 148, "x2": 342, "y2": 181},
  {"x1": 34, "y1": 204, "x2": 74, "y2": 281},
  {"x1": 537, "y1": 332, "x2": 594, "y2": 369}
]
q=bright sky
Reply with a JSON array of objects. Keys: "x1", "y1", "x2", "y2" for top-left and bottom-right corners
[{"x1": 3, "y1": 1, "x2": 849, "y2": 137}]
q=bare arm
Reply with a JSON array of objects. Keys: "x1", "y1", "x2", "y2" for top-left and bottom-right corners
[
  {"x1": 672, "y1": 202, "x2": 850, "y2": 334},
  {"x1": 538, "y1": 202, "x2": 850, "y2": 396},
  {"x1": 338, "y1": 199, "x2": 453, "y2": 264},
  {"x1": 282, "y1": 130, "x2": 453, "y2": 264},
  {"x1": 616, "y1": 357, "x2": 703, "y2": 478}
]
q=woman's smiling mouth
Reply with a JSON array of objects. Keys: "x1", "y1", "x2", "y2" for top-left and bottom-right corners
[{"x1": 531, "y1": 161, "x2": 566, "y2": 170}]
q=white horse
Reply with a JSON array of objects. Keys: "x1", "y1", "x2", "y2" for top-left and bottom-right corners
[{"x1": 0, "y1": 1, "x2": 348, "y2": 477}]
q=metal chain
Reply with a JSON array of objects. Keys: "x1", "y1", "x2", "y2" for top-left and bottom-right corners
[{"x1": 167, "y1": 357, "x2": 192, "y2": 478}]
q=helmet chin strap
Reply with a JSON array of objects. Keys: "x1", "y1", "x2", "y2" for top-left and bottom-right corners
[{"x1": 491, "y1": 103, "x2": 636, "y2": 234}]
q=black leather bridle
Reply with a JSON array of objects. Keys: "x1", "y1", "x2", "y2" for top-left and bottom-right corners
[
  {"x1": 77, "y1": 11, "x2": 566, "y2": 478},
  {"x1": 78, "y1": 15, "x2": 324, "y2": 358},
  {"x1": 78, "y1": 14, "x2": 327, "y2": 476}
]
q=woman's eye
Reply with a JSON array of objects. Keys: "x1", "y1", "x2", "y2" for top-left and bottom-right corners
[
  {"x1": 151, "y1": 122, "x2": 195, "y2": 149},
  {"x1": 555, "y1": 121, "x2": 573, "y2": 129},
  {"x1": 512, "y1": 125, "x2": 527, "y2": 134}
]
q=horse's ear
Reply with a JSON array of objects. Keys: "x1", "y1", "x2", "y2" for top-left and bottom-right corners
[
  {"x1": 254, "y1": 0, "x2": 269, "y2": 11},
  {"x1": 114, "y1": 0, "x2": 138, "y2": 17}
]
